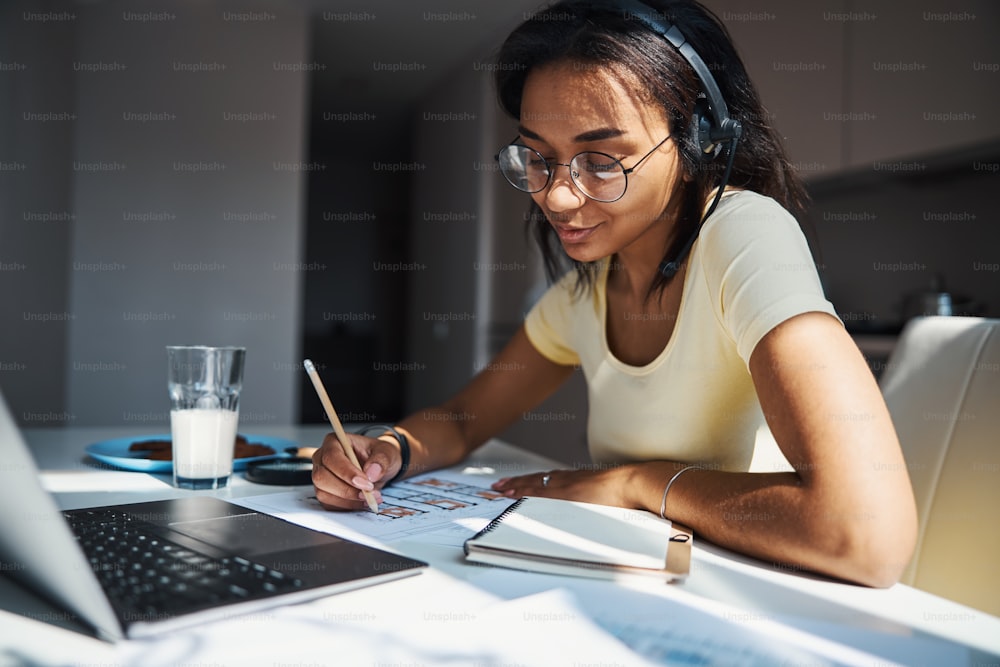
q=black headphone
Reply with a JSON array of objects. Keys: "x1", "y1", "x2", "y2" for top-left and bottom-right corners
[
  {"x1": 605, "y1": 0, "x2": 742, "y2": 158},
  {"x1": 590, "y1": 0, "x2": 743, "y2": 278}
]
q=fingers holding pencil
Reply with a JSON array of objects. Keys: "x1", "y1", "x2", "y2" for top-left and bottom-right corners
[
  {"x1": 311, "y1": 431, "x2": 393, "y2": 511},
  {"x1": 303, "y1": 359, "x2": 380, "y2": 512}
]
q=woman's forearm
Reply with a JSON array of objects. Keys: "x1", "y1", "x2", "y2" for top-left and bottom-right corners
[
  {"x1": 625, "y1": 462, "x2": 913, "y2": 587},
  {"x1": 392, "y1": 405, "x2": 483, "y2": 480}
]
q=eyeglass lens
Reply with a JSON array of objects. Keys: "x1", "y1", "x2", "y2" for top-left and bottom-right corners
[{"x1": 497, "y1": 145, "x2": 628, "y2": 203}]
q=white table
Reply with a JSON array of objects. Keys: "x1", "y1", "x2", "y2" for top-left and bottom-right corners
[{"x1": 2, "y1": 426, "x2": 999, "y2": 667}]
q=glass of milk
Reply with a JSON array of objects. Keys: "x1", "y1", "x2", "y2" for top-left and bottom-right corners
[{"x1": 166, "y1": 345, "x2": 246, "y2": 489}]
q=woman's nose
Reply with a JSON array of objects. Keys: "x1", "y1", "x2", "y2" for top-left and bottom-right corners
[{"x1": 542, "y1": 164, "x2": 587, "y2": 212}]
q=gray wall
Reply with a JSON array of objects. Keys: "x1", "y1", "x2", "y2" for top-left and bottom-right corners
[
  {"x1": 712, "y1": 0, "x2": 1000, "y2": 172},
  {"x1": 404, "y1": 64, "x2": 496, "y2": 410},
  {"x1": 1, "y1": 2, "x2": 77, "y2": 426},
  {"x1": 2, "y1": 1, "x2": 310, "y2": 427}
]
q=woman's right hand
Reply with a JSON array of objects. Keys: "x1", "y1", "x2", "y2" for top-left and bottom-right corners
[
  {"x1": 311, "y1": 431, "x2": 401, "y2": 511},
  {"x1": 309, "y1": 326, "x2": 575, "y2": 511}
]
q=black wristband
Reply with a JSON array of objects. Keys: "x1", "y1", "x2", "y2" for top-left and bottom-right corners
[{"x1": 357, "y1": 424, "x2": 410, "y2": 485}]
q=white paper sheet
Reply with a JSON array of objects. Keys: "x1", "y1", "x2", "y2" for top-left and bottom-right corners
[{"x1": 235, "y1": 468, "x2": 515, "y2": 547}]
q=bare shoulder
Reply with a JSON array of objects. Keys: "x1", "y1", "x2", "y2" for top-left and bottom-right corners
[{"x1": 748, "y1": 311, "x2": 881, "y2": 450}]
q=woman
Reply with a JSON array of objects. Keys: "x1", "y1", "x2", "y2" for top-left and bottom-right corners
[{"x1": 312, "y1": 0, "x2": 918, "y2": 587}]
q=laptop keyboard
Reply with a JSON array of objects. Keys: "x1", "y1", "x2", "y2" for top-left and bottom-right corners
[{"x1": 64, "y1": 508, "x2": 305, "y2": 622}]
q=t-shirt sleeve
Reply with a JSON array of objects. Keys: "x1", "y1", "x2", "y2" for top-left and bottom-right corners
[
  {"x1": 698, "y1": 192, "x2": 841, "y2": 365},
  {"x1": 523, "y1": 272, "x2": 583, "y2": 366}
]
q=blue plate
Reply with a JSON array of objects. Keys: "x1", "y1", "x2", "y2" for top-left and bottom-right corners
[{"x1": 84, "y1": 434, "x2": 297, "y2": 473}]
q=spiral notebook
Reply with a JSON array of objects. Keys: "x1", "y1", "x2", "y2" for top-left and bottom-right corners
[{"x1": 463, "y1": 496, "x2": 691, "y2": 582}]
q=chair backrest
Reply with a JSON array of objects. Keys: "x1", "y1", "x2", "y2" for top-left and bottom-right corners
[{"x1": 879, "y1": 316, "x2": 1000, "y2": 615}]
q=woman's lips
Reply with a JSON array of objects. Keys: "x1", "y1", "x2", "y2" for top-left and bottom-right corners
[{"x1": 555, "y1": 224, "x2": 600, "y2": 244}]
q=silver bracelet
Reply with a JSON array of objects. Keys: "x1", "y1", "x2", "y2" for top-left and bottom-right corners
[{"x1": 659, "y1": 465, "x2": 702, "y2": 520}]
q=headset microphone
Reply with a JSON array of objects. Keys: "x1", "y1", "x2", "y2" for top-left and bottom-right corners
[
  {"x1": 658, "y1": 131, "x2": 740, "y2": 280},
  {"x1": 658, "y1": 241, "x2": 694, "y2": 281}
]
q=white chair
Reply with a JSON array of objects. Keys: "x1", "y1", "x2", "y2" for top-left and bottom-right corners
[{"x1": 879, "y1": 316, "x2": 1000, "y2": 615}]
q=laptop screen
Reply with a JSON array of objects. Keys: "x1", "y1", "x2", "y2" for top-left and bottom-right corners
[{"x1": 0, "y1": 390, "x2": 122, "y2": 638}]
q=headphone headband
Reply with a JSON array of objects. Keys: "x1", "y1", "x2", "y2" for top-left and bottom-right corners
[
  {"x1": 590, "y1": 0, "x2": 742, "y2": 153},
  {"x1": 576, "y1": 0, "x2": 743, "y2": 280}
]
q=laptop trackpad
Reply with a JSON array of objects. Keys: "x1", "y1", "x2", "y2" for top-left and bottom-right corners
[{"x1": 168, "y1": 513, "x2": 339, "y2": 557}]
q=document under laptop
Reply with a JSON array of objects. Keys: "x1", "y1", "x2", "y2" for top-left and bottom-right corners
[{"x1": 0, "y1": 391, "x2": 426, "y2": 640}]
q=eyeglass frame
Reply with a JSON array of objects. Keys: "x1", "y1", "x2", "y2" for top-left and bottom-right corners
[{"x1": 495, "y1": 134, "x2": 673, "y2": 203}]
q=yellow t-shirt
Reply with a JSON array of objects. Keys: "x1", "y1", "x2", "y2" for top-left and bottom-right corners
[{"x1": 524, "y1": 190, "x2": 840, "y2": 471}]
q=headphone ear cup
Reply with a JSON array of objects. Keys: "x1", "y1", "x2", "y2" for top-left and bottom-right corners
[{"x1": 692, "y1": 97, "x2": 722, "y2": 161}]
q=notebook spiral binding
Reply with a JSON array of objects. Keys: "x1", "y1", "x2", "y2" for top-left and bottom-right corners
[{"x1": 463, "y1": 497, "x2": 526, "y2": 553}]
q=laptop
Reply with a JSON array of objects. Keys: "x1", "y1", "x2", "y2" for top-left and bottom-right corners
[{"x1": 0, "y1": 391, "x2": 427, "y2": 640}]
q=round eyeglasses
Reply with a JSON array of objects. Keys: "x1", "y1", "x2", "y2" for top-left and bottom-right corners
[{"x1": 495, "y1": 135, "x2": 671, "y2": 203}]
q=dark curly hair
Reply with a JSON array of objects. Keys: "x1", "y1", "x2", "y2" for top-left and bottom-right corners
[{"x1": 495, "y1": 0, "x2": 809, "y2": 294}]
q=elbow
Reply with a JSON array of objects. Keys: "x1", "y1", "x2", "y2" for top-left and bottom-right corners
[
  {"x1": 827, "y1": 500, "x2": 919, "y2": 588},
  {"x1": 847, "y1": 543, "x2": 913, "y2": 589}
]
